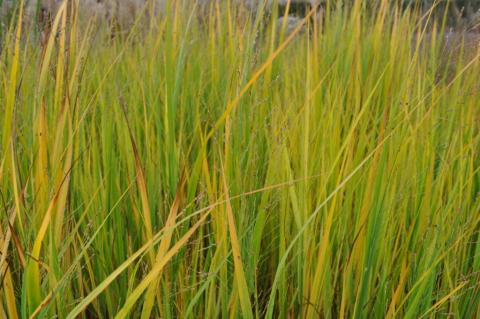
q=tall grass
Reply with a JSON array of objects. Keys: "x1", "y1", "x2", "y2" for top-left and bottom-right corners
[{"x1": 1, "y1": 1, "x2": 479, "y2": 318}]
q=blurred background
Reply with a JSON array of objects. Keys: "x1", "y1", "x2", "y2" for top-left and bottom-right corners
[{"x1": 1, "y1": 0, "x2": 479, "y2": 32}]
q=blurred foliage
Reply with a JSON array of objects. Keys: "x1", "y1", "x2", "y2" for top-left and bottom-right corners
[
  {"x1": 1, "y1": 0, "x2": 479, "y2": 33},
  {"x1": 314, "y1": 1, "x2": 480, "y2": 30},
  {"x1": 400, "y1": 0, "x2": 480, "y2": 30}
]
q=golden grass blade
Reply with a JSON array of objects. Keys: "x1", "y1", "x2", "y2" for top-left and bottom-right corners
[
  {"x1": 1, "y1": 266, "x2": 19, "y2": 319},
  {"x1": 206, "y1": 5, "x2": 317, "y2": 141},
  {"x1": 386, "y1": 260, "x2": 410, "y2": 318},
  {"x1": 9, "y1": 140, "x2": 24, "y2": 236},
  {"x1": 28, "y1": 292, "x2": 53, "y2": 319},
  {"x1": 0, "y1": 144, "x2": 23, "y2": 273},
  {"x1": 121, "y1": 102, "x2": 154, "y2": 252},
  {"x1": 113, "y1": 212, "x2": 210, "y2": 319},
  {"x1": 0, "y1": 0, "x2": 23, "y2": 183},
  {"x1": 37, "y1": 1, "x2": 67, "y2": 98},
  {"x1": 7, "y1": 221, "x2": 25, "y2": 268},
  {"x1": 141, "y1": 174, "x2": 185, "y2": 319},
  {"x1": 419, "y1": 281, "x2": 468, "y2": 318},
  {"x1": 53, "y1": 107, "x2": 73, "y2": 245},
  {"x1": 220, "y1": 164, "x2": 254, "y2": 319},
  {"x1": 0, "y1": 227, "x2": 19, "y2": 319}
]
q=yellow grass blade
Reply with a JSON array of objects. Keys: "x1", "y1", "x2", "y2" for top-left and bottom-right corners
[
  {"x1": 386, "y1": 260, "x2": 409, "y2": 318},
  {"x1": 220, "y1": 161, "x2": 254, "y2": 319},
  {"x1": 206, "y1": 6, "x2": 317, "y2": 141},
  {"x1": 0, "y1": 144, "x2": 23, "y2": 273},
  {"x1": 0, "y1": 227, "x2": 19, "y2": 319},
  {"x1": 113, "y1": 212, "x2": 210, "y2": 319},
  {"x1": 121, "y1": 103, "x2": 154, "y2": 251},
  {"x1": 141, "y1": 175, "x2": 185, "y2": 319},
  {"x1": 37, "y1": 1, "x2": 67, "y2": 98},
  {"x1": 0, "y1": 0, "x2": 23, "y2": 183},
  {"x1": 65, "y1": 209, "x2": 209, "y2": 319},
  {"x1": 420, "y1": 281, "x2": 468, "y2": 318}
]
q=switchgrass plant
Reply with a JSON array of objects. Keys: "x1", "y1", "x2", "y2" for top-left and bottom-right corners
[{"x1": 1, "y1": 1, "x2": 479, "y2": 318}]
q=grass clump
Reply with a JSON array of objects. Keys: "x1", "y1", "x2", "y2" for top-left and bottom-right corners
[{"x1": 0, "y1": 1, "x2": 479, "y2": 318}]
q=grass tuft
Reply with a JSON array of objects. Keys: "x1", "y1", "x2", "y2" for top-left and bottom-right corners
[{"x1": 0, "y1": 1, "x2": 479, "y2": 318}]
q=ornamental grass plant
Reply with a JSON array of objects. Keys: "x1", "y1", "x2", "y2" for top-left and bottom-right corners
[{"x1": 0, "y1": 1, "x2": 479, "y2": 318}]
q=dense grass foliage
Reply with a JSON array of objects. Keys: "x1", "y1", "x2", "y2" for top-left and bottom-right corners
[{"x1": 1, "y1": 1, "x2": 479, "y2": 318}]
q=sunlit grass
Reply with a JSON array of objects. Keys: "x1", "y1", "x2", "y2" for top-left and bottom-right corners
[{"x1": 0, "y1": 1, "x2": 479, "y2": 318}]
